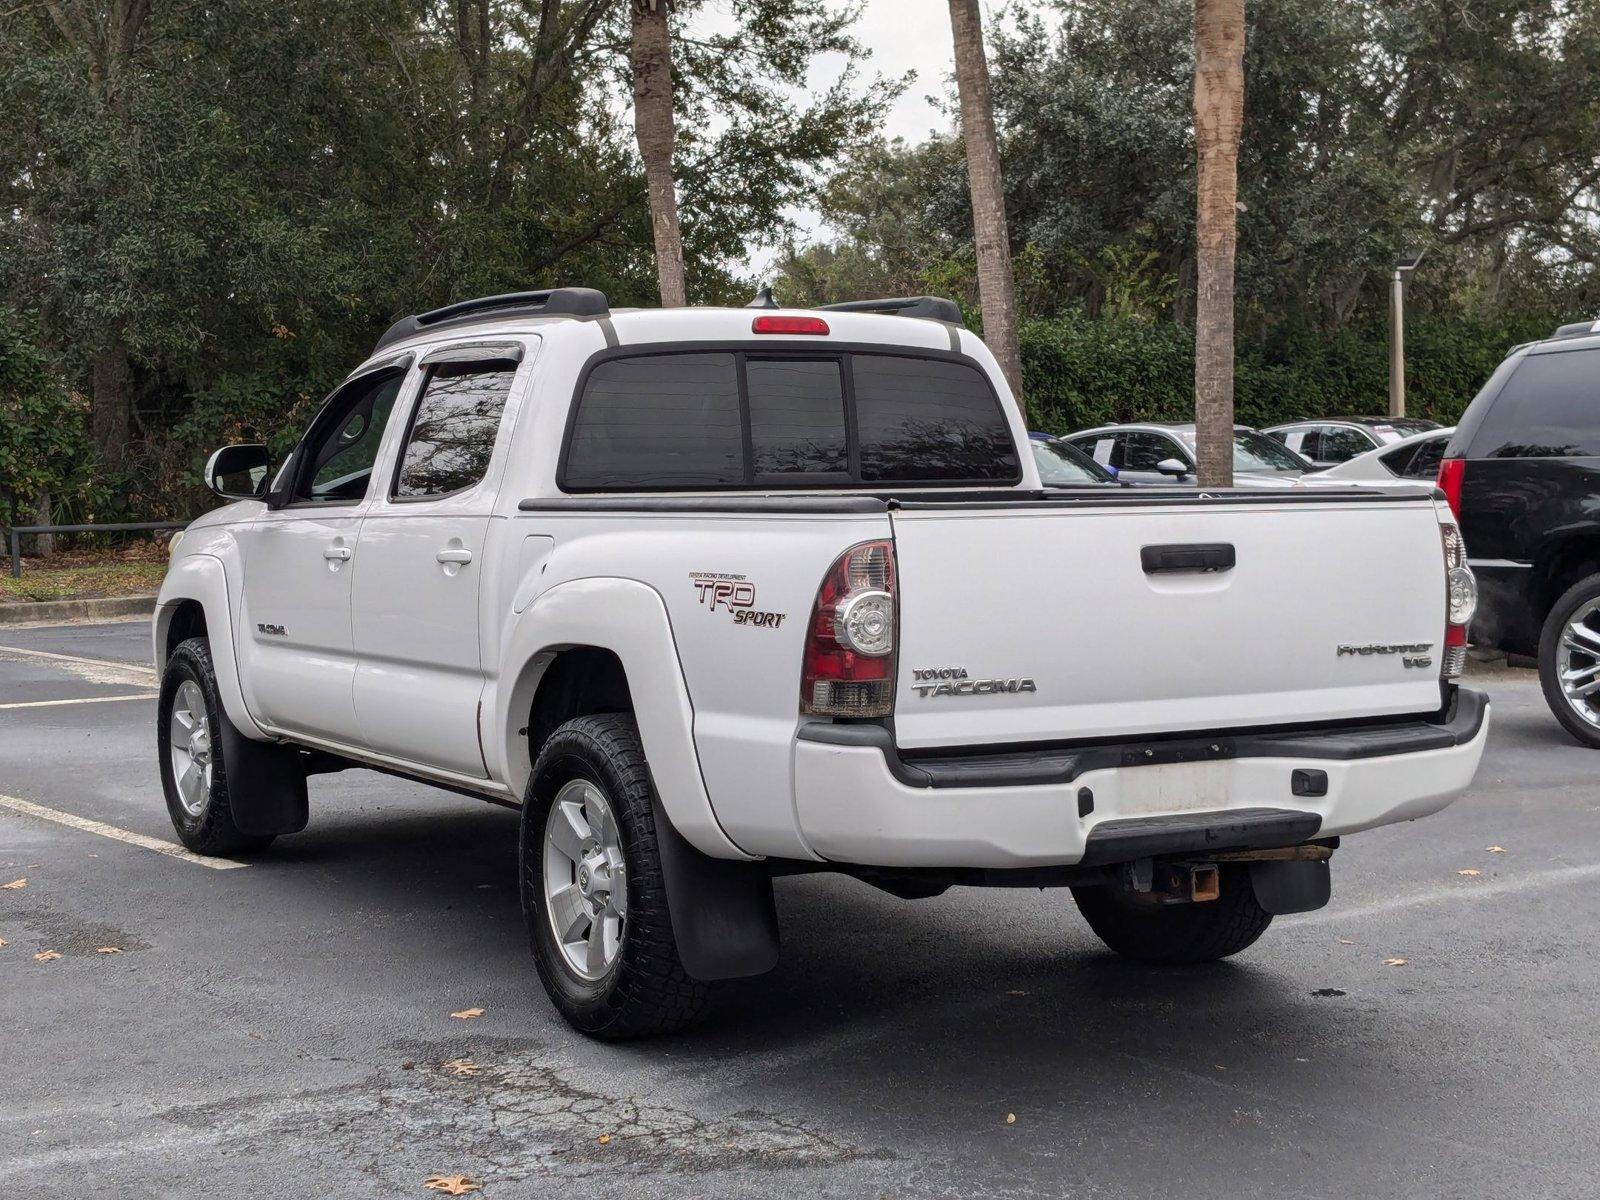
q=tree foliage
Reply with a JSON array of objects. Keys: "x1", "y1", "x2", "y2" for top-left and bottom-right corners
[{"x1": 0, "y1": 0, "x2": 893, "y2": 516}]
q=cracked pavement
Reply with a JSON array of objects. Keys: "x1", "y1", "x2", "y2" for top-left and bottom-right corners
[{"x1": 3, "y1": 620, "x2": 1599, "y2": 1198}]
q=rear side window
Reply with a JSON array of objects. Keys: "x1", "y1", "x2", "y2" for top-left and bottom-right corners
[
  {"x1": 1467, "y1": 349, "x2": 1600, "y2": 458},
  {"x1": 394, "y1": 361, "x2": 517, "y2": 498},
  {"x1": 561, "y1": 351, "x2": 1018, "y2": 490}
]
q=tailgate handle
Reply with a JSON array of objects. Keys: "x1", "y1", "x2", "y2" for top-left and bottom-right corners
[{"x1": 1141, "y1": 543, "x2": 1236, "y2": 574}]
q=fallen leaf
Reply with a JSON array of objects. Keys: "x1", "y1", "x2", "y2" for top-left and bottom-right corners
[
  {"x1": 1457, "y1": 869, "x2": 1481, "y2": 877},
  {"x1": 95, "y1": 946, "x2": 122, "y2": 954},
  {"x1": 597, "y1": 1133, "x2": 612, "y2": 1145},
  {"x1": 34, "y1": 950, "x2": 61, "y2": 962},
  {"x1": 441, "y1": 1058, "x2": 479, "y2": 1078},
  {"x1": 1, "y1": 879, "x2": 25, "y2": 890},
  {"x1": 0, "y1": 938, "x2": 8, "y2": 947},
  {"x1": 1213, "y1": 1064, "x2": 1226, "y2": 1071},
  {"x1": 422, "y1": 1176, "x2": 480, "y2": 1196},
  {"x1": 1005, "y1": 989, "x2": 1028, "y2": 996},
  {"x1": 1486, "y1": 845, "x2": 1506, "y2": 854},
  {"x1": 1337, "y1": 938, "x2": 1355, "y2": 945},
  {"x1": 449, "y1": 1008, "x2": 485, "y2": 1020},
  {"x1": 1383, "y1": 957, "x2": 1408, "y2": 967},
  {"x1": 1005, "y1": 1113, "x2": 1016, "y2": 1125},
  {"x1": 401, "y1": 1060, "x2": 416, "y2": 1071}
]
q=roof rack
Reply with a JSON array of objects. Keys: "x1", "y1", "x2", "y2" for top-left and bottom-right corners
[
  {"x1": 1550, "y1": 319, "x2": 1600, "y2": 340},
  {"x1": 816, "y1": 296, "x2": 965, "y2": 327},
  {"x1": 374, "y1": 287, "x2": 610, "y2": 353}
]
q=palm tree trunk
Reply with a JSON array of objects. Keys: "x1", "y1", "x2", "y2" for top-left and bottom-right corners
[
  {"x1": 631, "y1": 0, "x2": 687, "y2": 307},
  {"x1": 1192, "y1": 0, "x2": 1245, "y2": 488},
  {"x1": 947, "y1": 0, "x2": 1024, "y2": 412}
]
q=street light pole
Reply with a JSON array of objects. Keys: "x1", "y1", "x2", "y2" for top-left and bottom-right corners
[{"x1": 1389, "y1": 250, "x2": 1424, "y2": 419}]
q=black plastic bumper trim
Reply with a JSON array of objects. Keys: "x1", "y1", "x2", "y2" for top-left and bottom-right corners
[
  {"x1": 1078, "y1": 808, "x2": 1323, "y2": 867},
  {"x1": 796, "y1": 688, "x2": 1488, "y2": 790}
]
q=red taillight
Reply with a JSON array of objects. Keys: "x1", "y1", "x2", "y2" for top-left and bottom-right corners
[
  {"x1": 752, "y1": 315, "x2": 830, "y2": 336},
  {"x1": 801, "y1": 540, "x2": 896, "y2": 717},
  {"x1": 1437, "y1": 456, "x2": 1466, "y2": 519}
]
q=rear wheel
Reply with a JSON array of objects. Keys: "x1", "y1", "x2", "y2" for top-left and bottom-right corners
[
  {"x1": 1072, "y1": 865, "x2": 1271, "y2": 964},
  {"x1": 1538, "y1": 575, "x2": 1600, "y2": 749},
  {"x1": 157, "y1": 638, "x2": 275, "y2": 855},
  {"x1": 521, "y1": 714, "x2": 710, "y2": 1039}
]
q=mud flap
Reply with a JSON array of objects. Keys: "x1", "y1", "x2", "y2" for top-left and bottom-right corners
[
  {"x1": 218, "y1": 718, "x2": 309, "y2": 837},
  {"x1": 650, "y1": 796, "x2": 779, "y2": 981},
  {"x1": 1249, "y1": 859, "x2": 1331, "y2": 915}
]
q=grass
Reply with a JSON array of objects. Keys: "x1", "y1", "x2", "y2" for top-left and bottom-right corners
[{"x1": 0, "y1": 546, "x2": 168, "y2": 604}]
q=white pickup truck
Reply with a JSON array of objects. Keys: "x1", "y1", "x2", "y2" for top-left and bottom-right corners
[{"x1": 155, "y1": 288, "x2": 1489, "y2": 1038}]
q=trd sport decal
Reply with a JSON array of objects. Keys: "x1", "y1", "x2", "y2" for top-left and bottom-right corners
[{"x1": 690, "y1": 572, "x2": 787, "y2": 629}]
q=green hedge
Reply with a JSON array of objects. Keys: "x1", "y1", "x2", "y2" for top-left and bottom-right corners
[{"x1": 1020, "y1": 311, "x2": 1553, "y2": 435}]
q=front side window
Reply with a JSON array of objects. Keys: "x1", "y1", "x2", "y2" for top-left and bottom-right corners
[
  {"x1": 393, "y1": 361, "x2": 517, "y2": 499},
  {"x1": 1122, "y1": 432, "x2": 1185, "y2": 473},
  {"x1": 299, "y1": 370, "x2": 407, "y2": 503},
  {"x1": 1318, "y1": 426, "x2": 1375, "y2": 463},
  {"x1": 561, "y1": 351, "x2": 1017, "y2": 490}
]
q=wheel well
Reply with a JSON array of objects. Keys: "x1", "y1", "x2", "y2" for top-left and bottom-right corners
[
  {"x1": 526, "y1": 647, "x2": 634, "y2": 762},
  {"x1": 164, "y1": 600, "x2": 208, "y2": 663},
  {"x1": 1533, "y1": 537, "x2": 1600, "y2": 622}
]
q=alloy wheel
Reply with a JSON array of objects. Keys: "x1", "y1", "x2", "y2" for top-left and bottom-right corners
[
  {"x1": 542, "y1": 778, "x2": 628, "y2": 980},
  {"x1": 168, "y1": 680, "x2": 213, "y2": 817}
]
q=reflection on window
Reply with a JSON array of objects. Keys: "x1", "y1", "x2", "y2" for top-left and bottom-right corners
[
  {"x1": 394, "y1": 363, "x2": 515, "y2": 498},
  {"x1": 853, "y1": 356, "x2": 1017, "y2": 483},
  {"x1": 748, "y1": 359, "x2": 847, "y2": 475},
  {"x1": 307, "y1": 374, "x2": 404, "y2": 502}
]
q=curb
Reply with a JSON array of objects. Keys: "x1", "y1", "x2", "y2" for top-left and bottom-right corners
[{"x1": 0, "y1": 595, "x2": 157, "y2": 626}]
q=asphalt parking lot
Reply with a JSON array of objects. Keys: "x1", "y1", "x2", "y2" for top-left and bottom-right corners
[{"x1": 3, "y1": 620, "x2": 1598, "y2": 1199}]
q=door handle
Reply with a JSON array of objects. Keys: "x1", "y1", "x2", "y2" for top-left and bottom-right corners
[
  {"x1": 1140, "y1": 543, "x2": 1236, "y2": 574},
  {"x1": 322, "y1": 546, "x2": 353, "y2": 561},
  {"x1": 436, "y1": 548, "x2": 474, "y2": 565}
]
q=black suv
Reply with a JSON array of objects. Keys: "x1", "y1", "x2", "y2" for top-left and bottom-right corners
[{"x1": 1442, "y1": 319, "x2": 1600, "y2": 746}]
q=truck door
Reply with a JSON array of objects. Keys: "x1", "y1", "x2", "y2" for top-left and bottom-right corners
[
  {"x1": 236, "y1": 363, "x2": 411, "y2": 744},
  {"x1": 350, "y1": 341, "x2": 528, "y2": 776}
]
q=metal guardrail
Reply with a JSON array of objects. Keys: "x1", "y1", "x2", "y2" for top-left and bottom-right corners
[{"x1": 7, "y1": 521, "x2": 189, "y2": 579}]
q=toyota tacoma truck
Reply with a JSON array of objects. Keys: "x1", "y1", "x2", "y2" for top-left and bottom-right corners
[{"x1": 154, "y1": 288, "x2": 1490, "y2": 1039}]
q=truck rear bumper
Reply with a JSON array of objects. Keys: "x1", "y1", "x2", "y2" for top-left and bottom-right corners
[{"x1": 792, "y1": 689, "x2": 1489, "y2": 869}]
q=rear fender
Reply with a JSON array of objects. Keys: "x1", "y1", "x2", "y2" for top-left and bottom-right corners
[{"x1": 492, "y1": 577, "x2": 755, "y2": 862}]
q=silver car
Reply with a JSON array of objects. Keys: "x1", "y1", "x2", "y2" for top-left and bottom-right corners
[
  {"x1": 1262, "y1": 417, "x2": 1442, "y2": 467},
  {"x1": 1064, "y1": 422, "x2": 1313, "y2": 486}
]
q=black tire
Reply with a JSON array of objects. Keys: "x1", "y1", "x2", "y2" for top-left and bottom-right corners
[
  {"x1": 1072, "y1": 865, "x2": 1271, "y2": 964},
  {"x1": 520, "y1": 714, "x2": 710, "y2": 1039},
  {"x1": 1538, "y1": 574, "x2": 1600, "y2": 749},
  {"x1": 157, "y1": 638, "x2": 276, "y2": 855}
]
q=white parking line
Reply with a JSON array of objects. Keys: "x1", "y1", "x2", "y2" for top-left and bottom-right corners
[
  {"x1": 0, "y1": 794, "x2": 247, "y2": 870},
  {"x1": 0, "y1": 694, "x2": 158, "y2": 710},
  {"x1": 1286, "y1": 861, "x2": 1600, "y2": 927},
  {"x1": 0, "y1": 643, "x2": 156, "y2": 678}
]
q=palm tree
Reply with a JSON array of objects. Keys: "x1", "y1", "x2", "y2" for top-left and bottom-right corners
[
  {"x1": 1192, "y1": 0, "x2": 1245, "y2": 487},
  {"x1": 630, "y1": 0, "x2": 687, "y2": 306},
  {"x1": 947, "y1": 0, "x2": 1024, "y2": 412}
]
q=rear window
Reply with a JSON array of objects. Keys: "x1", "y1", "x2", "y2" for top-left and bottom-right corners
[
  {"x1": 1467, "y1": 348, "x2": 1600, "y2": 458},
  {"x1": 561, "y1": 350, "x2": 1018, "y2": 490}
]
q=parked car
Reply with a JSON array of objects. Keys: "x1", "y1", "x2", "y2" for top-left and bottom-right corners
[
  {"x1": 1440, "y1": 318, "x2": 1600, "y2": 747},
  {"x1": 1297, "y1": 426, "x2": 1455, "y2": 487},
  {"x1": 1064, "y1": 422, "x2": 1313, "y2": 485},
  {"x1": 1028, "y1": 432, "x2": 1119, "y2": 486},
  {"x1": 1264, "y1": 417, "x2": 1442, "y2": 467},
  {"x1": 156, "y1": 288, "x2": 1489, "y2": 1039}
]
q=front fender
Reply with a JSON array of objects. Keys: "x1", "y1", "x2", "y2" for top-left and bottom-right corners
[
  {"x1": 155, "y1": 550, "x2": 268, "y2": 740},
  {"x1": 490, "y1": 577, "x2": 755, "y2": 861}
]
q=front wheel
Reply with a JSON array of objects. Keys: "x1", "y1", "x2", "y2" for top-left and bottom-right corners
[
  {"x1": 1538, "y1": 575, "x2": 1600, "y2": 748},
  {"x1": 1072, "y1": 865, "x2": 1271, "y2": 964},
  {"x1": 157, "y1": 638, "x2": 275, "y2": 855},
  {"x1": 521, "y1": 714, "x2": 710, "y2": 1039}
]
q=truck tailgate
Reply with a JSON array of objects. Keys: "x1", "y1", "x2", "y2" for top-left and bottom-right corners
[{"x1": 888, "y1": 494, "x2": 1448, "y2": 750}]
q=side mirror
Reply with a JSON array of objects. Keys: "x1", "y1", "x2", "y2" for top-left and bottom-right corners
[
  {"x1": 205, "y1": 444, "x2": 272, "y2": 500},
  {"x1": 1155, "y1": 457, "x2": 1191, "y2": 477}
]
